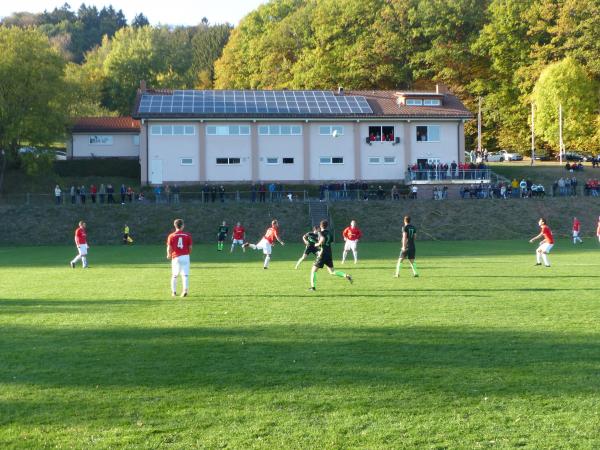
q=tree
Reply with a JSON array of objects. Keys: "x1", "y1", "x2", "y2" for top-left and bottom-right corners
[
  {"x1": 0, "y1": 27, "x2": 69, "y2": 191},
  {"x1": 532, "y1": 57, "x2": 598, "y2": 152},
  {"x1": 191, "y1": 22, "x2": 231, "y2": 88},
  {"x1": 132, "y1": 13, "x2": 150, "y2": 28}
]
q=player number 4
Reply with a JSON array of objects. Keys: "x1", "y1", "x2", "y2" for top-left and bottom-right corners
[{"x1": 177, "y1": 237, "x2": 184, "y2": 249}]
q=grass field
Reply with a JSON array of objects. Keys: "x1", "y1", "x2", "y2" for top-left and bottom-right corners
[{"x1": 1, "y1": 241, "x2": 600, "y2": 449}]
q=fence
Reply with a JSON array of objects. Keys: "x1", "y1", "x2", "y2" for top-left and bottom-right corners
[{"x1": 406, "y1": 168, "x2": 492, "y2": 181}]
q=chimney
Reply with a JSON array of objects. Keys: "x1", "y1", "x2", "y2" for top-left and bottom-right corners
[
  {"x1": 338, "y1": 86, "x2": 344, "y2": 95},
  {"x1": 435, "y1": 84, "x2": 439, "y2": 94},
  {"x1": 140, "y1": 80, "x2": 147, "y2": 91}
]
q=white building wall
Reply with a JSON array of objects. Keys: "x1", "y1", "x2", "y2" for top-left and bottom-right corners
[
  {"x1": 73, "y1": 133, "x2": 139, "y2": 158},
  {"x1": 309, "y1": 122, "x2": 355, "y2": 181},
  {"x1": 359, "y1": 122, "x2": 405, "y2": 180},
  {"x1": 204, "y1": 123, "x2": 252, "y2": 181},
  {"x1": 410, "y1": 122, "x2": 460, "y2": 163},
  {"x1": 148, "y1": 123, "x2": 200, "y2": 182},
  {"x1": 257, "y1": 126, "x2": 303, "y2": 181}
]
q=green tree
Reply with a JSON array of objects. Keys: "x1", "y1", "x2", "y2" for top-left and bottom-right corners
[
  {"x1": 532, "y1": 57, "x2": 599, "y2": 152},
  {"x1": 191, "y1": 22, "x2": 232, "y2": 88},
  {"x1": 0, "y1": 27, "x2": 69, "y2": 191}
]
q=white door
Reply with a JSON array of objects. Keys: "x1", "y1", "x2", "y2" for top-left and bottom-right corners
[{"x1": 150, "y1": 159, "x2": 163, "y2": 184}]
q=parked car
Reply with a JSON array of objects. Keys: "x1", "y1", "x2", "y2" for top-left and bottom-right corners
[
  {"x1": 486, "y1": 152, "x2": 505, "y2": 162},
  {"x1": 54, "y1": 151, "x2": 67, "y2": 160},
  {"x1": 556, "y1": 152, "x2": 586, "y2": 162},
  {"x1": 18, "y1": 146, "x2": 37, "y2": 154},
  {"x1": 500, "y1": 150, "x2": 523, "y2": 161}
]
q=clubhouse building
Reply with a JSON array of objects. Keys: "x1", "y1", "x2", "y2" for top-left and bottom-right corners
[{"x1": 132, "y1": 86, "x2": 472, "y2": 185}]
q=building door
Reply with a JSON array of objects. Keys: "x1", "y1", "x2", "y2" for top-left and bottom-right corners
[{"x1": 150, "y1": 159, "x2": 163, "y2": 184}]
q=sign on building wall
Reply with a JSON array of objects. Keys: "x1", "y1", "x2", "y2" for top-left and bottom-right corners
[{"x1": 89, "y1": 135, "x2": 114, "y2": 145}]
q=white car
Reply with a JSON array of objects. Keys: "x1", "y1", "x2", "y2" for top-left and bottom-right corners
[
  {"x1": 486, "y1": 152, "x2": 505, "y2": 162},
  {"x1": 54, "y1": 151, "x2": 67, "y2": 160},
  {"x1": 501, "y1": 150, "x2": 523, "y2": 161}
]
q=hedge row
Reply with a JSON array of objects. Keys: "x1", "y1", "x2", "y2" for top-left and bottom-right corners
[{"x1": 54, "y1": 159, "x2": 140, "y2": 178}]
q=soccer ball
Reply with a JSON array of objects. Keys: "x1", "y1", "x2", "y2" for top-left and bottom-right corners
[{"x1": 332, "y1": 129, "x2": 339, "y2": 138}]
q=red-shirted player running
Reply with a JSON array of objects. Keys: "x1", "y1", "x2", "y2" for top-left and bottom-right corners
[
  {"x1": 231, "y1": 221, "x2": 246, "y2": 253},
  {"x1": 572, "y1": 217, "x2": 582, "y2": 244},
  {"x1": 529, "y1": 217, "x2": 554, "y2": 267},
  {"x1": 341, "y1": 220, "x2": 362, "y2": 264},
  {"x1": 166, "y1": 218, "x2": 193, "y2": 297},
  {"x1": 70, "y1": 221, "x2": 89, "y2": 268},
  {"x1": 243, "y1": 219, "x2": 285, "y2": 269}
]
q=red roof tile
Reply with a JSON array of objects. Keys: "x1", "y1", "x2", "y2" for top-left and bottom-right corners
[{"x1": 71, "y1": 117, "x2": 140, "y2": 133}]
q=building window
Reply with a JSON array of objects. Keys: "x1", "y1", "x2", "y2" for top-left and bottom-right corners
[
  {"x1": 89, "y1": 135, "x2": 113, "y2": 145},
  {"x1": 416, "y1": 125, "x2": 441, "y2": 142},
  {"x1": 368, "y1": 157, "x2": 381, "y2": 164},
  {"x1": 282, "y1": 157, "x2": 294, "y2": 164},
  {"x1": 133, "y1": 135, "x2": 140, "y2": 145},
  {"x1": 320, "y1": 156, "x2": 344, "y2": 164},
  {"x1": 368, "y1": 126, "x2": 395, "y2": 142},
  {"x1": 406, "y1": 99, "x2": 423, "y2": 106},
  {"x1": 258, "y1": 125, "x2": 302, "y2": 135},
  {"x1": 332, "y1": 157, "x2": 344, "y2": 164},
  {"x1": 150, "y1": 125, "x2": 195, "y2": 136},
  {"x1": 180, "y1": 158, "x2": 193, "y2": 165},
  {"x1": 424, "y1": 99, "x2": 441, "y2": 106},
  {"x1": 266, "y1": 157, "x2": 278, "y2": 165},
  {"x1": 207, "y1": 125, "x2": 250, "y2": 136},
  {"x1": 319, "y1": 125, "x2": 344, "y2": 136},
  {"x1": 216, "y1": 157, "x2": 241, "y2": 165},
  {"x1": 384, "y1": 156, "x2": 396, "y2": 164}
]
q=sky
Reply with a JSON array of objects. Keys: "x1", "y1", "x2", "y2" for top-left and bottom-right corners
[{"x1": 0, "y1": 0, "x2": 268, "y2": 26}]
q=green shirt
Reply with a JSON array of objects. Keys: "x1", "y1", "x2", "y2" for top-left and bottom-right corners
[
  {"x1": 318, "y1": 229, "x2": 333, "y2": 258},
  {"x1": 218, "y1": 226, "x2": 228, "y2": 235},
  {"x1": 403, "y1": 224, "x2": 416, "y2": 248}
]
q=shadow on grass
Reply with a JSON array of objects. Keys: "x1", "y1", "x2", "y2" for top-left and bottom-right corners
[{"x1": 1, "y1": 320, "x2": 599, "y2": 397}]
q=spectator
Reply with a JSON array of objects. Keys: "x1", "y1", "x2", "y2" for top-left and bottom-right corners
[
  {"x1": 391, "y1": 185, "x2": 399, "y2": 200},
  {"x1": 571, "y1": 177, "x2": 578, "y2": 196},
  {"x1": 107, "y1": 184, "x2": 115, "y2": 204},
  {"x1": 54, "y1": 185, "x2": 62, "y2": 205},
  {"x1": 210, "y1": 185, "x2": 217, "y2": 202},
  {"x1": 519, "y1": 179, "x2": 528, "y2": 198},
  {"x1": 99, "y1": 184, "x2": 106, "y2": 204},
  {"x1": 251, "y1": 184, "x2": 257, "y2": 202},
  {"x1": 120, "y1": 184, "x2": 126, "y2": 204},
  {"x1": 70, "y1": 185, "x2": 76, "y2": 204},
  {"x1": 154, "y1": 185, "x2": 162, "y2": 203},
  {"x1": 268, "y1": 182, "x2": 276, "y2": 201},
  {"x1": 558, "y1": 177, "x2": 566, "y2": 196},
  {"x1": 259, "y1": 183, "x2": 266, "y2": 202},
  {"x1": 90, "y1": 184, "x2": 97, "y2": 203},
  {"x1": 410, "y1": 185, "x2": 418, "y2": 199},
  {"x1": 127, "y1": 186, "x2": 134, "y2": 203},
  {"x1": 202, "y1": 183, "x2": 210, "y2": 203},
  {"x1": 164, "y1": 184, "x2": 171, "y2": 204},
  {"x1": 219, "y1": 185, "x2": 225, "y2": 202},
  {"x1": 171, "y1": 184, "x2": 180, "y2": 204},
  {"x1": 511, "y1": 178, "x2": 519, "y2": 198},
  {"x1": 377, "y1": 185, "x2": 385, "y2": 200},
  {"x1": 79, "y1": 185, "x2": 86, "y2": 204},
  {"x1": 287, "y1": 192, "x2": 293, "y2": 202}
]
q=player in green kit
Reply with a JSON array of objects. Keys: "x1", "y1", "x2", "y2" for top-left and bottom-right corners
[
  {"x1": 395, "y1": 215, "x2": 418, "y2": 277},
  {"x1": 295, "y1": 225, "x2": 320, "y2": 269},
  {"x1": 309, "y1": 220, "x2": 353, "y2": 291},
  {"x1": 217, "y1": 221, "x2": 228, "y2": 251}
]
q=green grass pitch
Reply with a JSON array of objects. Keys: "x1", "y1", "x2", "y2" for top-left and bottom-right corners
[{"x1": 1, "y1": 240, "x2": 599, "y2": 449}]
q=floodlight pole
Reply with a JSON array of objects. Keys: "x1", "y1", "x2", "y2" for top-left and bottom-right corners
[
  {"x1": 559, "y1": 103, "x2": 564, "y2": 165},
  {"x1": 531, "y1": 102, "x2": 535, "y2": 166},
  {"x1": 477, "y1": 97, "x2": 482, "y2": 155}
]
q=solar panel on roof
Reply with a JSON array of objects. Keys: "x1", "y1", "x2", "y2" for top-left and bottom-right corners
[{"x1": 140, "y1": 90, "x2": 373, "y2": 115}]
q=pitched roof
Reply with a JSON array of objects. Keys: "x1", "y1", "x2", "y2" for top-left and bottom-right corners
[
  {"x1": 71, "y1": 117, "x2": 140, "y2": 133},
  {"x1": 132, "y1": 89, "x2": 473, "y2": 120}
]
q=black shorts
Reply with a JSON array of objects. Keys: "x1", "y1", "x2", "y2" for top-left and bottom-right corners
[
  {"x1": 400, "y1": 247, "x2": 416, "y2": 260},
  {"x1": 218, "y1": 233, "x2": 227, "y2": 242},
  {"x1": 304, "y1": 245, "x2": 318, "y2": 256},
  {"x1": 314, "y1": 253, "x2": 334, "y2": 269}
]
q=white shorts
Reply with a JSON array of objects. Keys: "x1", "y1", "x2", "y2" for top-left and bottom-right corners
[
  {"x1": 77, "y1": 244, "x2": 88, "y2": 256},
  {"x1": 232, "y1": 239, "x2": 244, "y2": 245},
  {"x1": 573, "y1": 231, "x2": 579, "y2": 237},
  {"x1": 344, "y1": 240, "x2": 358, "y2": 252},
  {"x1": 255, "y1": 238, "x2": 272, "y2": 255},
  {"x1": 538, "y1": 243, "x2": 554, "y2": 253},
  {"x1": 172, "y1": 254, "x2": 190, "y2": 277}
]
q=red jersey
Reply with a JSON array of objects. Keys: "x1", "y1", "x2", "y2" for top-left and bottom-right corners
[
  {"x1": 597, "y1": 221, "x2": 600, "y2": 236},
  {"x1": 75, "y1": 227, "x2": 87, "y2": 245},
  {"x1": 541, "y1": 225, "x2": 554, "y2": 244},
  {"x1": 233, "y1": 225, "x2": 245, "y2": 240},
  {"x1": 573, "y1": 219, "x2": 580, "y2": 232},
  {"x1": 342, "y1": 226, "x2": 362, "y2": 241},
  {"x1": 264, "y1": 226, "x2": 280, "y2": 244},
  {"x1": 167, "y1": 231, "x2": 193, "y2": 258}
]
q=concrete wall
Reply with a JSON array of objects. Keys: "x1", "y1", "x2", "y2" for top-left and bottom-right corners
[
  {"x1": 410, "y1": 122, "x2": 460, "y2": 164},
  {"x1": 204, "y1": 122, "x2": 252, "y2": 181},
  {"x1": 309, "y1": 122, "x2": 355, "y2": 181},
  {"x1": 257, "y1": 126, "x2": 304, "y2": 181},
  {"x1": 148, "y1": 123, "x2": 199, "y2": 182},
  {"x1": 72, "y1": 133, "x2": 139, "y2": 158},
  {"x1": 359, "y1": 122, "x2": 405, "y2": 180}
]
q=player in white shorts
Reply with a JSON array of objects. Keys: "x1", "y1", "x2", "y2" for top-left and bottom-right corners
[
  {"x1": 231, "y1": 222, "x2": 246, "y2": 253},
  {"x1": 530, "y1": 217, "x2": 554, "y2": 267},
  {"x1": 572, "y1": 217, "x2": 582, "y2": 244},
  {"x1": 166, "y1": 219, "x2": 193, "y2": 297},
  {"x1": 341, "y1": 220, "x2": 363, "y2": 264},
  {"x1": 70, "y1": 221, "x2": 89, "y2": 268},
  {"x1": 243, "y1": 219, "x2": 284, "y2": 268}
]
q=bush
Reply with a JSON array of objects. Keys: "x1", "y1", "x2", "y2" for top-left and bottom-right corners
[{"x1": 54, "y1": 158, "x2": 139, "y2": 178}]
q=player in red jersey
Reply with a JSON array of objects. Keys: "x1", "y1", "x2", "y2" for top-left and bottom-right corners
[
  {"x1": 597, "y1": 216, "x2": 600, "y2": 244},
  {"x1": 572, "y1": 217, "x2": 582, "y2": 244},
  {"x1": 166, "y1": 218, "x2": 193, "y2": 297},
  {"x1": 70, "y1": 221, "x2": 89, "y2": 268},
  {"x1": 231, "y1": 221, "x2": 246, "y2": 253},
  {"x1": 243, "y1": 219, "x2": 284, "y2": 268},
  {"x1": 341, "y1": 220, "x2": 362, "y2": 264},
  {"x1": 529, "y1": 217, "x2": 554, "y2": 267}
]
